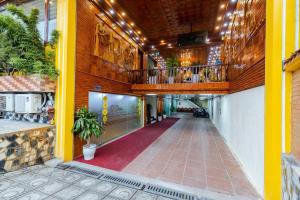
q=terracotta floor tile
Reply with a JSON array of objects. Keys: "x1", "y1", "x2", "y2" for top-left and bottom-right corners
[
  {"x1": 182, "y1": 177, "x2": 206, "y2": 189},
  {"x1": 207, "y1": 177, "x2": 234, "y2": 194},
  {"x1": 121, "y1": 113, "x2": 259, "y2": 199}
]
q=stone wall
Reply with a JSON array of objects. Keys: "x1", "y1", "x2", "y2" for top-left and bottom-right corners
[
  {"x1": 282, "y1": 154, "x2": 300, "y2": 200},
  {"x1": 0, "y1": 126, "x2": 55, "y2": 172}
]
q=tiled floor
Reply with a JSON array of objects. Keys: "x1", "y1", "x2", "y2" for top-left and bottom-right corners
[
  {"x1": 122, "y1": 113, "x2": 260, "y2": 199},
  {"x1": 0, "y1": 165, "x2": 176, "y2": 200}
]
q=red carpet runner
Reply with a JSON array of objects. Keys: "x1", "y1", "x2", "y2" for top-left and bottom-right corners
[{"x1": 76, "y1": 118, "x2": 179, "y2": 171}]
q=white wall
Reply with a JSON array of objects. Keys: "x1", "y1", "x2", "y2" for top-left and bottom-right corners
[{"x1": 208, "y1": 86, "x2": 264, "y2": 196}]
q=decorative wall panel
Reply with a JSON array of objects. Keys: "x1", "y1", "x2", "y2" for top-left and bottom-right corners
[
  {"x1": 93, "y1": 15, "x2": 138, "y2": 70},
  {"x1": 75, "y1": 0, "x2": 140, "y2": 157},
  {"x1": 222, "y1": 0, "x2": 266, "y2": 93}
]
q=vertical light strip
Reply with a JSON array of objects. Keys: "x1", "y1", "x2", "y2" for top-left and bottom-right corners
[
  {"x1": 54, "y1": 0, "x2": 76, "y2": 161},
  {"x1": 284, "y1": 0, "x2": 296, "y2": 154},
  {"x1": 265, "y1": 0, "x2": 283, "y2": 199}
]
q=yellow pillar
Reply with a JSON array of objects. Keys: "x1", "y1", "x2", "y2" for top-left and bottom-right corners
[
  {"x1": 54, "y1": 0, "x2": 76, "y2": 161},
  {"x1": 284, "y1": 0, "x2": 296, "y2": 153},
  {"x1": 265, "y1": 0, "x2": 282, "y2": 199}
]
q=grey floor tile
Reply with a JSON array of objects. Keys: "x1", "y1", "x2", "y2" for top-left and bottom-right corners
[
  {"x1": 156, "y1": 196, "x2": 173, "y2": 200},
  {"x1": 37, "y1": 180, "x2": 69, "y2": 195},
  {"x1": 74, "y1": 190, "x2": 106, "y2": 200},
  {"x1": 36, "y1": 168, "x2": 64, "y2": 177},
  {"x1": 108, "y1": 186, "x2": 137, "y2": 200},
  {"x1": 102, "y1": 197, "x2": 120, "y2": 200},
  {"x1": 89, "y1": 181, "x2": 118, "y2": 195},
  {"x1": 0, "y1": 179, "x2": 16, "y2": 191},
  {"x1": 53, "y1": 185, "x2": 86, "y2": 200},
  {"x1": 0, "y1": 183, "x2": 33, "y2": 200},
  {"x1": 15, "y1": 190, "x2": 49, "y2": 200},
  {"x1": 54, "y1": 171, "x2": 85, "y2": 184},
  {"x1": 74, "y1": 176, "x2": 100, "y2": 188},
  {"x1": 131, "y1": 191, "x2": 157, "y2": 200},
  {"x1": 53, "y1": 171, "x2": 85, "y2": 184},
  {"x1": 4, "y1": 169, "x2": 29, "y2": 178},
  {"x1": 42, "y1": 197, "x2": 61, "y2": 200},
  {"x1": 26, "y1": 176, "x2": 52, "y2": 188},
  {"x1": 14, "y1": 173, "x2": 42, "y2": 183}
]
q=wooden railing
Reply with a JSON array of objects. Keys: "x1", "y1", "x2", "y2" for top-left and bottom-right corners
[{"x1": 128, "y1": 64, "x2": 228, "y2": 84}]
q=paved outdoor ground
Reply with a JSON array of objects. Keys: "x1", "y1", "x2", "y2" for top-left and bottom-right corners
[{"x1": 0, "y1": 165, "x2": 192, "y2": 200}]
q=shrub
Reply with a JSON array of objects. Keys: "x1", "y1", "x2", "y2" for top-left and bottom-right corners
[{"x1": 0, "y1": 4, "x2": 59, "y2": 79}]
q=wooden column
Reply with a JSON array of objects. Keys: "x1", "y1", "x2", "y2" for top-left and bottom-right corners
[{"x1": 143, "y1": 52, "x2": 148, "y2": 83}]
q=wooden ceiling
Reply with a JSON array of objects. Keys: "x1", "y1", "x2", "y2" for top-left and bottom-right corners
[
  {"x1": 117, "y1": 0, "x2": 221, "y2": 44},
  {"x1": 115, "y1": 0, "x2": 225, "y2": 58}
]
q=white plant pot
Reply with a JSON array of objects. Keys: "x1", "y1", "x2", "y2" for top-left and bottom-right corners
[
  {"x1": 163, "y1": 114, "x2": 167, "y2": 119},
  {"x1": 83, "y1": 144, "x2": 97, "y2": 160},
  {"x1": 158, "y1": 116, "x2": 162, "y2": 121}
]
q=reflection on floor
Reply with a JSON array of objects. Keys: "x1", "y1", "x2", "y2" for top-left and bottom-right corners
[{"x1": 122, "y1": 113, "x2": 260, "y2": 199}]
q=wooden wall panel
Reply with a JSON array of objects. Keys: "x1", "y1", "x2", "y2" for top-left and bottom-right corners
[
  {"x1": 222, "y1": 0, "x2": 266, "y2": 93},
  {"x1": 229, "y1": 58, "x2": 265, "y2": 93},
  {"x1": 74, "y1": 0, "x2": 134, "y2": 157},
  {"x1": 291, "y1": 69, "x2": 300, "y2": 161},
  {"x1": 75, "y1": 0, "x2": 134, "y2": 109}
]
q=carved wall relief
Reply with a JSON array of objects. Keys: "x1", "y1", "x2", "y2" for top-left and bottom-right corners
[{"x1": 93, "y1": 18, "x2": 138, "y2": 70}]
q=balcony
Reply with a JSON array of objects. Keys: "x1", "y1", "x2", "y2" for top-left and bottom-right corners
[{"x1": 129, "y1": 64, "x2": 229, "y2": 94}]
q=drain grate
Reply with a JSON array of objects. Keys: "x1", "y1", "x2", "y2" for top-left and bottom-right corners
[
  {"x1": 66, "y1": 166, "x2": 103, "y2": 178},
  {"x1": 55, "y1": 164, "x2": 70, "y2": 170},
  {"x1": 100, "y1": 174, "x2": 144, "y2": 189},
  {"x1": 143, "y1": 184, "x2": 198, "y2": 200}
]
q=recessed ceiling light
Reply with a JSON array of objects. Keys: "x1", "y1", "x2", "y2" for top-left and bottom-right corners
[
  {"x1": 231, "y1": 0, "x2": 237, "y2": 2},
  {"x1": 136, "y1": 37, "x2": 140, "y2": 40},
  {"x1": 130, "y1": 22, "x2": 134, "y2": 26},
  {"x1": 141, "y1": 42, "x2": 144, "y2": 46},
  {"x1": 110, "y1": 0, "x2": 114, "y2": 3},
  {"x1": 223, "y1": 22, "x2": 228, "y2": 27},
  {"x1": 109, "y1": 9, "x2": 115, "y2": 15},
  {"x1": 137, "y1": 31, "x2": 141, "y2": 34},
  {"x1": 217, "y1": 16, "x2": 222, "y2": 21},
  {"x1": 220, "y1": 4, "x2": 225, "y2": 9},
  {"x1": 160, "y1": 40, "x2": 165, "y2": 43},
  {"x1": 121, "y1": 12, "x2": 126, "y2": 16},
  {"x1": 120, "y1": 21, "x2": 125, "y2": 25},
  {"x1": 215, "y1": 26, "x2": 220, "y2": 30},
  {"x1": 143, "y1": 37, "x2": 147, "y2": 40},
  {"x1": 151, "y1": 45, "x2": 155, "y2": 49},
  {"x1": 129, "y1": 30, "x2": 133, "y2": 33}
]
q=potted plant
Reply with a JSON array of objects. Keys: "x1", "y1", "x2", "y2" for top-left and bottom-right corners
[
  {"x1": 0, "y1": 5, "x2": 59, "y2": 92},
  {"x1": 166, "y1": 57, "x2": 179, "y2": 84},
  {"x1": 72, "y1": 107, "x2": 104, "y2": 160},
  {"x1": 163, "y1": 111, "x2": 167, "y2": 119}
]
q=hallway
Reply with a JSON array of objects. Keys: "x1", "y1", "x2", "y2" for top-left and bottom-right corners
[{"x1": 123, "y1": 113, "x2": 259, "y2": 199}]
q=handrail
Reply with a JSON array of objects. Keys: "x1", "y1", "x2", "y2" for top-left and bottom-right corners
[{"x1": 128, "y1": 64, "x2": 228, "y2": 84}]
